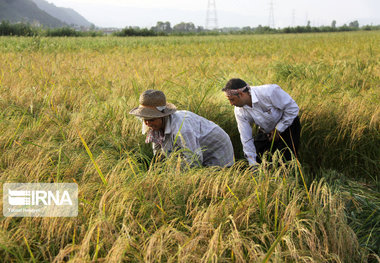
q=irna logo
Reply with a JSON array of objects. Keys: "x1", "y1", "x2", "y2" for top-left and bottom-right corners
[
  {"x1": 3, "y1": 183, "x2": 78, "y2": 217},
  {"x1": 8, "y1": 189, "x2": 73, "y2": 206}
]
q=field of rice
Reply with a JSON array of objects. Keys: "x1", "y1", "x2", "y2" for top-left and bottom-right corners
[{"x1": 0, "y1": 31, "x2": 379, "y2": 262}]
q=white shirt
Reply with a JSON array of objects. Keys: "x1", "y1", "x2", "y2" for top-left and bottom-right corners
[
  {"x1": 234, "y1": 84, "x2": 299, "y2": 165},
  {"x1": 142, "y1": 110, "x2": 234, "y2": 167}
]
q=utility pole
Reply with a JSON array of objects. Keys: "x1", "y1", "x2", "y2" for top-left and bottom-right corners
[
  {"x1": 292, "y1": 9, "x2": 296, "y2": 27},
  {"x1": 268, "y1": 0, "x2": 275, "y2": 28},
  {"x1": 206, "y1": 0, "x2": 218, "y2": 30}
]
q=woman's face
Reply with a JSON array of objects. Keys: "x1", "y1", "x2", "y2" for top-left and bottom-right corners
[{"x1": 144, "y1": 117, "x2": 164, "y2": 131}]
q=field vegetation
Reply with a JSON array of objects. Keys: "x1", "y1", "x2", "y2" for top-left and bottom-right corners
[{"x1": 0, "y1": 31, "x2": 379, "y2": 262}]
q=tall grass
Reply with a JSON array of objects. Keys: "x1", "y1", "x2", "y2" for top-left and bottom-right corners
[{"x1": 0, "y1": 32, "x2": 379, "y2": 261}]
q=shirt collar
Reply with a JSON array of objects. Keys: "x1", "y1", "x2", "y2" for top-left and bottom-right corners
[
  {"x1": 242, "y1": 86, "x2": 258, "y2": 109},
  {"x1": 164, "y1": 115, "x2": 172, "y2": 134}
]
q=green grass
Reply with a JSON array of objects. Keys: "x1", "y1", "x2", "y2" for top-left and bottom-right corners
[{"x1": 0, "y1": 31, "x2": 379, "y2": 262}]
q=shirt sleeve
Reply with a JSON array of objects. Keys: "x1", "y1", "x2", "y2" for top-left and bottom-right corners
[
  {"x1": 174, "y1": 131, "x2": 203, "y2": 167},
  {"x1": 270, "y1": 85, "x2": 299, "y2": 133},
  {"x1": 235, "y1": 108, "x2": 257, "y2": 165}
]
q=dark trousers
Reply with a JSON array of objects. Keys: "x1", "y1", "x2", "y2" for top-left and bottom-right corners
[{"x1": 254, "y1": 116, "x2": 301, "y2": 163}]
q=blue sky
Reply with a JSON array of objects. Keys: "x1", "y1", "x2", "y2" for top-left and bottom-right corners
[{"x1": 47, "y1": 0, "x2": 380, "y2": 28}]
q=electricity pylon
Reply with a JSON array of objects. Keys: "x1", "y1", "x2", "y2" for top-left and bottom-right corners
[
  {"x1": 206, "y1": 0, "x2": 218, "y2": 30},
  {"x1": 268, "y1": 0, "x2": 275, "y2": 28}
]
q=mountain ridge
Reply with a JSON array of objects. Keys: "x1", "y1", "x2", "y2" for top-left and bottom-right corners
[
  {"x1": 0, "y1": 0, "x2": 66, "y2": 27},
  {"x1": 31, "y1": 0, "x2": 92, "y2": 27},
  {"x1": 0, "y1": 0, "x2": 93, "y2": 28}
]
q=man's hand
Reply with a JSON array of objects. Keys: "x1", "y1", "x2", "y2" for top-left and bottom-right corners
[{"x1": 268, "y1": 129, "x2": 280, "y2": 142}]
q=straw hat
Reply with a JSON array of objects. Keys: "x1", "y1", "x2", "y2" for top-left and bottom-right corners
[{"x1": 129, "y1": 89, "x2": 177, "y2": 119}]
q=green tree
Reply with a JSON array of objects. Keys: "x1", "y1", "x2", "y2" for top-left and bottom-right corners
[
  {"x1": 152, "y1": 21, "x2": 172, "y2": 33},
  {"x1": 173, "y1": 22, "x2": 196, "y2": 32},
  {"x1": 349, "y1": 20, "x2": 359, "y2": 28}
]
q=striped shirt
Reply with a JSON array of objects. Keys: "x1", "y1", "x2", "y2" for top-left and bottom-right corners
[
  {"x1": 234, "y1": 84, "x2": 299, "y2": 165},
  {"x1": 142, "y1": 110, "x2": 234, "y2": 167}
]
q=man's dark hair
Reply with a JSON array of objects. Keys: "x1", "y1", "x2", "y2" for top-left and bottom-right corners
[{"x1": 222, "y1": 78, "x2": 248, "y2": 91}]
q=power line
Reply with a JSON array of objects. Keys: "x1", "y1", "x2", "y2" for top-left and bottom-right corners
[{"x1": 206, "y1": 0, "x2": 218, "y2": 30}]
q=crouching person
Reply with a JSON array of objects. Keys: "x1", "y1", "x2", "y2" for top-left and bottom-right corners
[
  {"x1": 129, "y1": 89, "x2": 234, "y2": 167},
  {"x1": 223, "y1": 78, "x2": 301, "y2": 166}
]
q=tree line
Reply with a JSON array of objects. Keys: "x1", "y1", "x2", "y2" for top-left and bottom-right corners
[
  {"x1": 112, "y1": 20, "x2": 380, "y2": 36},
  {"x1": 0, "y1": 20, "x2": 379, "y2": 37},
  {"x1": 0, "y1": 21, "x2": 102, "y2": 37}
]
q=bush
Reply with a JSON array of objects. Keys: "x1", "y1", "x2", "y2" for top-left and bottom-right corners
[
  {"x1": 0, "y1": 21, "x2": 38, "y2": 36},
  {"x1": 45, "y1": 27, "x2": 81, "y2": 37},
  {"x1": 113, "y1": 27, "x2": 158, "y2": 37}
]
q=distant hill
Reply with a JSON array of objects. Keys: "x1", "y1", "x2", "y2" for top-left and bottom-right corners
[
  {"x1": 32, "y1": 0, "x2": 92, "y2": 27},
  {"x1": 0, "y1": 0, "x2": 66, "y2": 27}
]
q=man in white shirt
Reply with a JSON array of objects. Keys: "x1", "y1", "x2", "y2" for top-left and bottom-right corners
[
  {"x1": 222, "y1": 78, "x2": 301, "y2": 166},
  {"x1": 130, "y1": 89, "x2": 234, "y2": 167}
]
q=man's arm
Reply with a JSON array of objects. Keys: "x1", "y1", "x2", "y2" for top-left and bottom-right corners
[
  {"x1": 235, "y1": 108, "x2": 257, "y2": 165},
  {"x1": 270, "y1": 85, "x2": 299, "y2": 133}
]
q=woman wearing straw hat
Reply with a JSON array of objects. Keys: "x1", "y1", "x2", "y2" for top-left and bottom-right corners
[{"x1": 130, "y1": 89, "x2": 234, "y2": 167}]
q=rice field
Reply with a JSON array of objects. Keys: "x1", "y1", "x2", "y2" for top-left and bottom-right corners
[{"x1": 0, "y1": 31, "x2": 379, "y2": 262}]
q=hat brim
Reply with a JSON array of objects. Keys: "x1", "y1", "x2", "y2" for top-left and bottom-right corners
[{"x1": 129, "y1": 103, "x2": 176, "y2": 119}]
